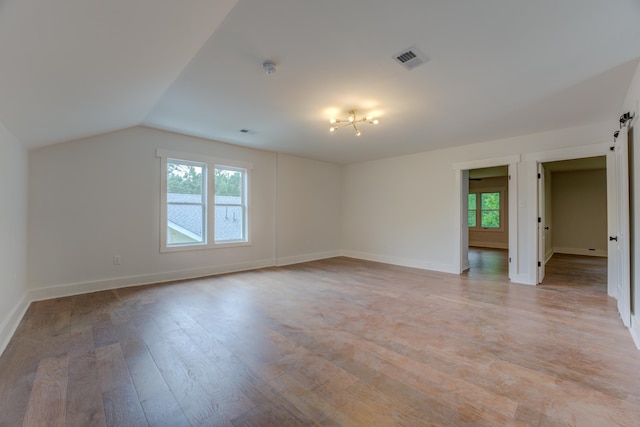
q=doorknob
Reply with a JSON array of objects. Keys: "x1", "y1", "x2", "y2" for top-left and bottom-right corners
[
  {"x1": 544, "y1": 227, "x2": 549, "y2": 230},
  {"x1": 609, "y1": 236, "x2": 618, "y2": 241}
]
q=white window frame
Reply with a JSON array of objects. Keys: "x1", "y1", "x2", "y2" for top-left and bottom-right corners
[
  {"x1": 213, "y1": 164, "x2": 248, "y2": 245},
  {"x1": 468, "y1": 188, "x2": 505, "y2": 232},
  {"x1": 157, "y1": 149, "x2": 252, "y2": 253}
]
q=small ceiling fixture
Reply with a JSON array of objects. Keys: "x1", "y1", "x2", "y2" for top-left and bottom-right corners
[
  {"x1": 329, "y1": 109, "x2": 378, "y2": 136},
  {"x1": 262, "y1": 61, "x2": 277, "y2": 74}
]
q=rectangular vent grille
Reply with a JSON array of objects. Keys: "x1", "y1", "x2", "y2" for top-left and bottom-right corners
[
  {"x1": 396, "y1": 51, "x2": 417, "y2": 63},
  {"x1": 393, "y1": 47, "x2": 429, "y2": 71}
]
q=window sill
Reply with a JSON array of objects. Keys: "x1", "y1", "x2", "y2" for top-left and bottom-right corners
[
  {"x1": 161, "y1": 240, "x2": 250, "y2": 253},
  {"x1": 469, "y1": 227, "x2": 505, "y2": 233}
]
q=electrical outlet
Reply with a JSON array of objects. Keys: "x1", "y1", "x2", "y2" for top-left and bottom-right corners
[{"x1": 113, "y1": 255, "x2": 121, "y2": 265}]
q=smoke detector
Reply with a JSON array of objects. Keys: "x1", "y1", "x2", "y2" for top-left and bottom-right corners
[{"x1": 262, "y1": 61, "x2": 277, "y2": 75}]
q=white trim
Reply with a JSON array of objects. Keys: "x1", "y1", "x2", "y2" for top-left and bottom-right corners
[
  {"x1": 630, "y1": 315, "x2": 640, "y2": 350},
  {"x1": 510, "y1": 273, "x2": 536, "y2": 285},
  {"x1": 28, "y1": 259, "x2": 276, "y2": 302},
  {"x1": 0, "y1": 292, "x2": 30, "y2": 357},
  {"x1": 341, "y1": 250, "x2": 458, "y2": 274},
  {"x1": 553, "y1": 247, "x2": 607, "y2": 257},
  {"x1": 522, "y1": 142, "x2": 610, "y2": 164},
  {"x1": 469, "y1": 242, "x2": 509, "y2": 249},
  {"x1": 453, "y1": 155, "x2": 521, "y2": 172},
  {"x1": 276, "y1": 250, "x2": 342, "y2": 266}
]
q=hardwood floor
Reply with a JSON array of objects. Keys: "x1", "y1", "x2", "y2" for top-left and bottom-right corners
[{"x1": 1, "y1": 255, "x2": 639, "y2": 426}]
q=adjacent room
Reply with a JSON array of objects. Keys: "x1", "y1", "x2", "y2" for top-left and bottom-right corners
[{"x1": 1, "y1": 1, "x2": 640, "y2": 425}]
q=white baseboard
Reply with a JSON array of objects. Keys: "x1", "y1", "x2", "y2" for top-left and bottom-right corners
[
  {"x1": 0, "y1": 292, "x2": 30, "y2": 357},
  {"x1": 510, "y1": 273, "x2": 536, "y2": 286},
  {"x1": 28, "y1": 258, "x2": 276, "y2": 302},
  {"x1": 276, "y1": 250, "x2": 341, "y2": 267},
  {"x1": 341, "y1": 250, "x2": 458, "y2": 274},
  {"x1": 553, "y1": 247, "x2": 607, "y2": 257},
  {"x1": 545, "y1": 249, "x2": 554, "y2": 264},
  {"x1": 631, "y1": 315, "x2": 640, "y2": 350},
  {"x1": 469, "y1": 242, "x2": 508, "y2": 249}
]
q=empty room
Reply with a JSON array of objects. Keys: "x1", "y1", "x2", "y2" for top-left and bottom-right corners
[{"x1": 2, "y1": 1, "x2": 640, "y2": 426}]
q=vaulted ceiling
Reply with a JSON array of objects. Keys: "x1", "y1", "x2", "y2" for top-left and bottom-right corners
[{"x1": 1, "y1": 0, "x2": 639, "y2": 164}]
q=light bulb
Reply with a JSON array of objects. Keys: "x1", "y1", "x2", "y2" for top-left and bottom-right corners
[
  {"x1": 329, "y1": 118, "x2": 337, "y2": 124},
  {"x1": 356, "y1": 130, "x2": 361, "y2": 136},
  {"x1": 329, "y1": 127, "x2": 335, "y2": 132},
  {"x1": 366, "y1": 116, "x2": 373, "y2": 121},
  {"x1": 372, "y1": 119, "x2": 379, "y2": 125}
]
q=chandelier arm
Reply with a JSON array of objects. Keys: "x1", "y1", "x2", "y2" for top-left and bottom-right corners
[{"x1": 333, "y1": 122, "x2": 352, "y2": 130}]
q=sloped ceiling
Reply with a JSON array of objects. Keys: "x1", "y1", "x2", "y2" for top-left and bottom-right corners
[{"x1": 1, "y1": 0, "x2": 640, "y2": 164}]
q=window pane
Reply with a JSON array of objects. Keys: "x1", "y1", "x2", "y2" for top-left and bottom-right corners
[
  {"x1": 468, "y1": 210, "x2": 476, "y2": 227},
  {"x1": 215, "y1": 205, "x2": 244, "y2": 241},
  {"x1": 468, "y1": 193, "x2": 477, "y2": 227},
  {"x1": 215, "y1": 168, "x2": 242, "y2": 197},
  {"x1": 168, "y1": 162, "x2": 203, "y2": 197},
  {"x1": 166, "y1": 160, "x2": 206, "y2": 247},
  {"x1": 481, "y1": 192, "x2": 500, "y2": 210},
  {"x1": 481, "y1": 210, "x2": 500, "y2": 228},
  {"x1": 167, "y1": 204, "x2": 204, "y2": 243},
  {"x1": 468, "y1": 193, "x2": 476, "y2": 208}
]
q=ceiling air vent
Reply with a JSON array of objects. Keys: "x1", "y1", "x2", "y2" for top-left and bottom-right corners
[{"x1": 393, "y1": 47, "x2": 429, "y2": 71}]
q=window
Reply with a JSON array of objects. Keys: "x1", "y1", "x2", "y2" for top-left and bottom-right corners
[
  {"x1": 214, "y1": 166, "x2": 247, "y2": 243},
  {"x1": 468, "y1": 191, "x2": 502, "y2": 230},
  {"x1": 167, "y1": 159, "x2": 207, "y2": 246},
  {"x1": 158, "y1": 150, "x2": 251, "y2": 252}
]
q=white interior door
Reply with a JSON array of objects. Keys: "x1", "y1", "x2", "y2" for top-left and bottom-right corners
[
  {"x1": 607, "y1": 149, "x2": 619, "y2": 298},
  {"x1": 609, "y1": 127, "x2": 631, "y2": 327},
  {"x1": 537, "y1": 163, "x2": 545, "y2": 283}
]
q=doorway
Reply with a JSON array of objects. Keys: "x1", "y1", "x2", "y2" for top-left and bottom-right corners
[
  {"x1": 466, "y1": 166, "x2": 509, "y2": 280},
  {"x1": 537, "y1": 156, "x2": 608, "y2": 291}
]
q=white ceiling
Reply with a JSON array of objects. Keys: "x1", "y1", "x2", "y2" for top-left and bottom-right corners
[{"x1": 1, "y1": 0, "x2": 640, "y2": 164}]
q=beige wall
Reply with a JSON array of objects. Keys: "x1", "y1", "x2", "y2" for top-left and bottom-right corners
[
  {"x1": 468, "y1": 176, "x2": 509, "y2": 249},
  {"x1": 551, "y1": 169, "x2": 607, "y2": 256}
]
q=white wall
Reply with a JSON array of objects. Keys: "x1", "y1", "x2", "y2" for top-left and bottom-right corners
[
  {"x1": 0, "y1": 121, "x2": 28, "y2": 355},
  {"x1": 27, "y1": 126, "x2": 341, "y2": 300},
  {"x1": 276, "y1": 154, "x2": 342, "y2": 265},
  {"x1": 622, "y1": 62, "x2": 640, "y2": 348},
  {"x1": 551, "y1": 169, "x2": 608, "y2": 256},
  {"x1": 342, "y1": 121, "x2": 615, "y2": 282}
]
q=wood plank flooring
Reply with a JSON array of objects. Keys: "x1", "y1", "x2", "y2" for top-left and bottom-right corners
[{"x1": 1, "y1": 252, "x2": 639, "y2": 426}]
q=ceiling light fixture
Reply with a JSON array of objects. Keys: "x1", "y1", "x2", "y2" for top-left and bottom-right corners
[{"x1": 329, "y1": 109, "x2": 378, "y2": 136}]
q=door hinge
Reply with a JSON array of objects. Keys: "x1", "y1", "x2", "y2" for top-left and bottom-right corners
[
  {"x1": 537, "y1": 173, "x2": 541, "y2": 179},
  {"x1": 538, "y1": 261, "x2": 542, "y2": 267},
  {"x1": 509, "y1": 257, "x2": 511, "y2": 263},
  {"x1": 610, "y1": 146, "x2": 615, "y2": 151},
  {"x1": 538, "y1": 217, "x2": 542, "y2": 223}
]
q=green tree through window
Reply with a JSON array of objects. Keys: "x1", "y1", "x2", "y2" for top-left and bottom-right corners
[
  {"x1": 468, "y1": 191, "x2": 501, "y2": 229},
  {"x1": 480, "y1": 192, "x2": 500, "y2": 228},
  {"x1": 468, "y1": 193, "x2": 477, "y2": 227}
]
